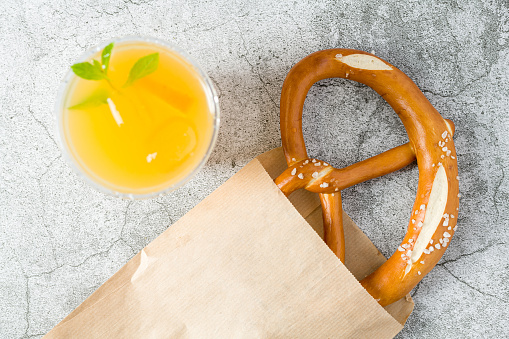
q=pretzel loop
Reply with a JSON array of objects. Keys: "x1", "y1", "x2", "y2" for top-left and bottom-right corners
[{"x1": 275, "y1": 49, "x2": 459, "y2": 306}]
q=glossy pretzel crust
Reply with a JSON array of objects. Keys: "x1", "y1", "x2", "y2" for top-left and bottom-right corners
[{"x1": 276, "y1": 49, "x2": 459, "y2": 306}]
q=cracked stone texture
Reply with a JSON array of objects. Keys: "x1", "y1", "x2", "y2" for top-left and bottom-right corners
[{"x1": 0, "y1": 0, "x2": 508, "y2": 338}]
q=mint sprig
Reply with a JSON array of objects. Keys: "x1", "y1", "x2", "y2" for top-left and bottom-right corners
[
  {"x1": 123, "y1": 53, "x2": 159, "y2": 87},
  {"x1": 70, "y1": 43, "x2": 159, "y2": 87},
  {"x1": 69, "y1": 43, "x2": 160, "y2": 110}
]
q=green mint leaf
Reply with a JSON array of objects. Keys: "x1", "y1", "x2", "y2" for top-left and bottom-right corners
[
  {"x1": 71, "y1": 61, "x2": 107, "y2": 80},
  {"x1": 68, "y1": 89, "x2": 110, "y2": 110},
  {"x1": 101, "y1": 43, "x2": 114, "y2": 73},
  {"x1": 123, "y1": 53, "x2": 159, "y2": 87}
]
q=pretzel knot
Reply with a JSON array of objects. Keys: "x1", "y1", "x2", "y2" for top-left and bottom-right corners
[
  {"x1": 275, "y1": 49, "x2": 459, "y2": 307},
  {"x1": 275, "y1": 158, "x2": 334, "y2": 194}
]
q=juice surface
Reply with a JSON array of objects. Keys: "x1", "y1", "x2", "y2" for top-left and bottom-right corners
[{"x1": 63, "y1": 41, "x2": 214, "y2": 195}]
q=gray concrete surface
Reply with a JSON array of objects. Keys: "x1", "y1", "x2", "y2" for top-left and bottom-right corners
[{"x1": 1, "y1": 0, "x2": 508, "y2": 338}]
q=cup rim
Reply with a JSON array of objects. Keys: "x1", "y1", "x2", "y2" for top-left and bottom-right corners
[{"x1": 55, "y1": 36, "x2": 220, "y2": 200}]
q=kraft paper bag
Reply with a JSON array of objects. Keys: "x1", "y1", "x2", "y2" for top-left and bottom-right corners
[{"x1": 45, "y1": 148, "x2": 413, "y2": 338}]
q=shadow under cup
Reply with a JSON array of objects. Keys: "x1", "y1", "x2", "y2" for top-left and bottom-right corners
[{"x1": 55, "y1": 37, "x2": 220, "y2": 199}]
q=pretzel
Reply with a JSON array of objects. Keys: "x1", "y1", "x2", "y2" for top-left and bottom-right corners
[{"x1": 275, "y1": 49, "x2": 459, "y2": 307}]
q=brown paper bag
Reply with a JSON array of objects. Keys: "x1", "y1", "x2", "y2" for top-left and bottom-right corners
[{"x1": 45, "y1": 148, "x2": 413, "y2": 338}]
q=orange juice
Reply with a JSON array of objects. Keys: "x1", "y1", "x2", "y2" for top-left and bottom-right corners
[{"x1": 58, "y1": 39, "x2": 218, "y2": 197}]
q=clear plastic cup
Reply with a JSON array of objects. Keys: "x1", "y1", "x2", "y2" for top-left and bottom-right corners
[{"x1": 55, "y1": 36, "x2": 220, "y2": 199}]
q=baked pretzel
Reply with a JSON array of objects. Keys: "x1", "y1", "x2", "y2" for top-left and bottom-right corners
[{"x1": 275, "y1": 49, "x2": 459, "y2": 307}]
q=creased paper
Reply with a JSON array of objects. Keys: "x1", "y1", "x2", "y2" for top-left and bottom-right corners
[{"x1": 45, "y1": 147, "x2": 413, "y2": 338}]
